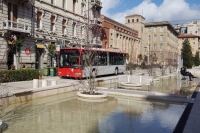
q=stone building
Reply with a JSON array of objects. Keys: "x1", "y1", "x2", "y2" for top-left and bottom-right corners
[
  {"x1": 0, "y1": 0, "x2": 102, "y2": 70},
  {"x1": 125, "y1": 14, "x2": 179, "y2": 65},
  {"x1": 178, "y1": 34, "x2": 200, "y2": 56},
  {"x1": 143, "y1": 22, "x2": 179, "y2": 65},
  {"x1": 101, "y1": 15, "x2": 140, "y2": 64},
  {"x1": 174, "y1": 21, "x2": 200, "y2": 36}
]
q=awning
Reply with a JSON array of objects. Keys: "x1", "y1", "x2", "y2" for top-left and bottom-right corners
[
  {"x1": 8, "y1": 41, "x2": 15, "y2": 45},
  {"x1": 36, "y1": 44, "x2": 45, "y2": 49}
]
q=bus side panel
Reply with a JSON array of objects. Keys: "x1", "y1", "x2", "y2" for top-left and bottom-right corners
[
  {"x1": 82, "y1": 65, "x2": 126, "y2": 77},
  {"x1": 58, "y1": 68, "x2": 83, "y2": 78}
]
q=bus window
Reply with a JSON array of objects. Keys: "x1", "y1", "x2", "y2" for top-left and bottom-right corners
[{"x1": 59, "y1": 49, "x2": 80, "y2": 68}]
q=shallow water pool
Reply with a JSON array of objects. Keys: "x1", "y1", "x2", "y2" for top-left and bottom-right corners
[{"x1": 3, "y1": 91, "x2": 185, "y2": 133}]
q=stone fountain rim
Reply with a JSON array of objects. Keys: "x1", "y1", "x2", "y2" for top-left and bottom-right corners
[{"x1": 77, "y1": 91, "x2": 107, "y2": 99}]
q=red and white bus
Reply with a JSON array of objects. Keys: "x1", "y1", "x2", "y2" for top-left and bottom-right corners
[{"x1": 58, "y1": 47, "x2": 126, "y2": 78}]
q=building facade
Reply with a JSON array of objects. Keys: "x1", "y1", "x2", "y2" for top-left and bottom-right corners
[
  {"x1": 143, "y1": 22, "x2": 179, "y2": 65},
  {"x1": 125, "y1": 15, "x2": 179, "y2": 65},
  {"x1": 178, "y1": 34, "x2": 200, "y2": 56},
  {"x1": 0, "y1": 0, "x2": 102, "y2": 70},
  {"x1": 101, "y1": 15, "x2": 140, "y2": 63},
  {"x1": 174, "y1": 21, "x2": 200, "y2": 36}
]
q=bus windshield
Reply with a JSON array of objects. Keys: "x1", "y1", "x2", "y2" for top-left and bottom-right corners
[{"x1": 59, "y1": 49, "x2": 80, "y2": 68}]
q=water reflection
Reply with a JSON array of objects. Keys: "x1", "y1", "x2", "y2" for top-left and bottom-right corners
[
  {"x1": 115, "y1": 76, "x2": 197, "y2": 97},
  {"x1": 4, "y1": 92, "x2": 185, "y2": 133}
]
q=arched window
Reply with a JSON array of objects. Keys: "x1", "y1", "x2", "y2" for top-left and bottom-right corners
[
  {"x1": 137, "y1": 19, "x2": 139, "y2": 22},
  {"x1": 132, "y1": 19, "x2": 134, "y2": 22},
  {"x1": 128, "y1": 19, "x2": 130, "y2": 23}
]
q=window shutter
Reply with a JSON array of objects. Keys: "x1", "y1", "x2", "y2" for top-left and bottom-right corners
[
  {"x1": 51, "y1": 16, "x2": 55, "y2": 24},
  {"x1": 62, "y1": 20, "x2": 66, "y2": 27},
  {"x1": 37, "y1": 12, "x2": 42, "y2": 20}
]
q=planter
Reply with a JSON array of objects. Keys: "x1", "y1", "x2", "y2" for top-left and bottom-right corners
[
  {"x1": 77, "y1": 91, "x2": 107, "y2": 100},
  {"x1": 39, "y1": 75, "x2": 42, "y2": 79}
]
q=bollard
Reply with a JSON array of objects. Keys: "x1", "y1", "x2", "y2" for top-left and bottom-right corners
[
  {"x1": 42, "y1": 80, "x2": 47, "y2": 87},
  {"x1": 51, "y1": 80, "x2": 57, "y2": 86},
  {"x1": 128, "y1": 75, "x2": 130, "y2": 83},
  {"x1": 33, "y1": 79, "x2": 39, "y2": 88}
]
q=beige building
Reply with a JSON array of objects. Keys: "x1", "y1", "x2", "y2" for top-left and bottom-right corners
[
  {"x1": 178, "y1": 34, "x2": 200, "y2": 55},
  {"x1": 143, "y1": 22, "x2": 179, "y2": 65},
  {"x1": 0, "y1": 0, "x2": 102, "y2": 69},
  {"x1": 125, "y1": 15, "x2": 179, "y2": 65},
  {"x1": 101, "y1": 15, "x2": 140, "y2": 63}
]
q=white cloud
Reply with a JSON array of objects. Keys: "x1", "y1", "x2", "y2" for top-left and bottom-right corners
[
  {"x1": 101, "y1": 0, "x2": 121, "y2": 16},
  {"x1": 101, "y1": 0, "x2": 200, "y2": 24}
]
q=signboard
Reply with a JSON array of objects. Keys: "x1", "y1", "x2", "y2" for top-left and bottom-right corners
[{"x1": 25, "y1": 48, "x2": 31, "y2": 55}]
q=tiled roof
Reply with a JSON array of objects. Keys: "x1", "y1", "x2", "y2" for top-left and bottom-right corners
[
  {"x1": 125, "y1": 14, "x2": 145, "y2": 19},
  {"x1": 178, "y1": 34, "x2": 200, "y2": 38}
]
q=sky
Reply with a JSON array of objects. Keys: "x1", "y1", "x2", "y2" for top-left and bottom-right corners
[{"x1": 101, "y1": 0, "x2": 200, "y2": 25}]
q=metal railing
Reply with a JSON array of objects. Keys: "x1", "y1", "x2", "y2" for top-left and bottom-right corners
[{"x1": 1, "y1": 20, "x2": 30, "y2": 33}]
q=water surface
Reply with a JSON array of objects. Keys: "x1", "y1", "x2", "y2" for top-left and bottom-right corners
[{"x1": 3, "y1": 92, "x2": 185, "y2": 133}]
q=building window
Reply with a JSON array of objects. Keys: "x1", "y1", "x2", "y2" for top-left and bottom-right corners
[
  {"x1": 148, "y1": 35, "x2": 151, "y2": 41},
  {"x1": 136, "y1": 19, "x2": 139, "y2": 22},
  {"x1": 160, "y1": 35, "x2": 163, "y2": 41},
  {"x1": 51, "y1": 0, "x2": 54, "y2": 5},
  {"x1": 72, "y1": 23, "x2": 76, "y2": 37},
  {"x1": 62, "y1": 19, "x2": 66, "y2": 35},
  {"x1": 148, "y1": 28, "x2": 151, "y2": 32},
  {"x1": 154, "y1": 35, "x2": 157, "y2": 41},
  {"x1": 62, "y1": 0, "x2": 66, "y2": 9},
  {"x1": 132, "y1": 19, "x2": 134, "y2": 22},
  {"x1": 154, "y1": 27, "x2": 157, "y2": 32},
  {"x1": 37, "y1": 12, "x2": 42, "y2": 29},
  {"x1": 81, "y1": 3, "x2": 85, "y2": 16},
  {"x1": 160, "y1": 27, "x2": 163, "y2": 32},
  {"x1": 105, "y1": 42, "x2": 107, "y2": 48},
  {"x1": 160, "y1": 44, "x2": 163, "y2": 50},
  {"x1": 73, "y1": 0, "x2": 76, "y2": 13},
  {"x1": 80, "y1": 26, "x2": 84, "y2": 38},
  {"x1": 154, "y1": 44, "x2": 156, "y2": 50},
  {"x1": 128, "y1": 19, "x2": 130, "y2": 23},
  {"x1": 51, "y1": 16, "x2": 55, "y2": 32}
]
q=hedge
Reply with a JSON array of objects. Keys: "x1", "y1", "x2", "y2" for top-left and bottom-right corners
[{"x1": 0, "y1": 69, "x2": 39, "y2": 83}]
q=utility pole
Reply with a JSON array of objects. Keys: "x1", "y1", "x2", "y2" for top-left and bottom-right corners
[{"x1": 147, "y1": 30, "x2": 150, "y2": 65}]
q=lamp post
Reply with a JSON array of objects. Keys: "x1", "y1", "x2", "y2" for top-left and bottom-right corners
[{"x1": 147, "y1": 29, "x2": 150, "y2": 65}]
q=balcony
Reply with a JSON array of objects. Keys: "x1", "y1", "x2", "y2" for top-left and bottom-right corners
[
  {"x1": 90, "y1": 18, "x2": 102, "y2": 26},
  {"x1": 1, "y1": 20, "x2": 30, "y2": 34},
  {"x1": 91, "y1": 0, "x2": 102, "y2": 7}
]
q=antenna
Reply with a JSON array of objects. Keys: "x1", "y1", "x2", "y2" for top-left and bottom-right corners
[{"x1": 142, "y1": 9, "x2": 143, "y2": 16}]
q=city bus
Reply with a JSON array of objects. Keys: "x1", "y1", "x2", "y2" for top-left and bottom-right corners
[{"x1": 58, "y1": 47, "x2": 126, "y2": 78}]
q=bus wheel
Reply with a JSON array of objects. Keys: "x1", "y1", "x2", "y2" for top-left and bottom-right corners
[{"x1": 115, "y1": 68, "x2": 118, "y2": 75}]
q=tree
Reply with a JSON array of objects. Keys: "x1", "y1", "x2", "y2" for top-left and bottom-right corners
[
  {"x1": 194, "y1": 51, "x2": 200, "y2": 66},
  {"x1": 138, "y1": 54, "x2": 142, "y2": 63},
  {"x1": 47, "y1": 43, "x2": 56, "y2": 67},
  {"x1": 181, "y1": 40, "x2": 193, "y2": 68},
  {"x1": 15, "y1": 39, "x2": 24, "y2": 69}
]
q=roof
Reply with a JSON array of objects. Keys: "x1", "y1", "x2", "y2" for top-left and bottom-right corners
[
  {"x1": 178, "y1": 34, "x2": 200, "y2": 38},
  {"x1": 101, "y1": 14, "x2": 138, "y2": 34},
  {"x1": 125, "y1": 14, "x2": 145, "y2": 19},
  {"x1": 145, "y1": 21, "x2": 179, "y2": 36}
]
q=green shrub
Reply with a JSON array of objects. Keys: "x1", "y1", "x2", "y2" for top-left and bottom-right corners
[{"x1": 0, "y1": 69, "x2": 39, "y2": 83}]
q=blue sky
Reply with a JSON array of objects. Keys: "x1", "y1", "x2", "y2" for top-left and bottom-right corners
[{"x1": 101, "y1": 0, "x2": 200, "y2": 24}]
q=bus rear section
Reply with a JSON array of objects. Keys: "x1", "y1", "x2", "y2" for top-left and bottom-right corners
[{"x1": 58, "y1": 48, "x2": 83, "y2": 78}]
